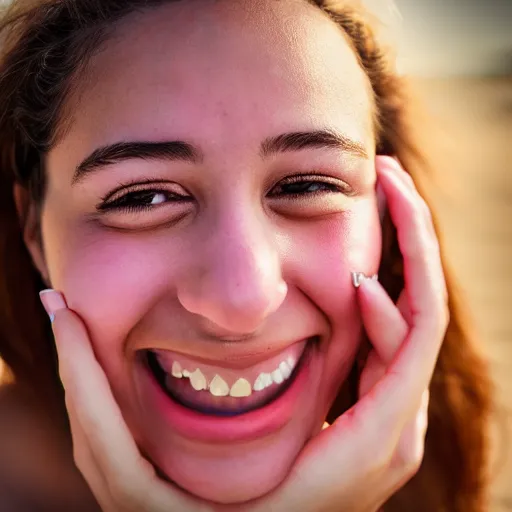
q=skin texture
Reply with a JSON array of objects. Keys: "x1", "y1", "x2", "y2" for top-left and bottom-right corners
[
  {"x1": 27, "y1": 0, "x2": 382, "y2": 505},
  {"x1": 37, "y1": 155, "x2": 444, "y2": 512}
]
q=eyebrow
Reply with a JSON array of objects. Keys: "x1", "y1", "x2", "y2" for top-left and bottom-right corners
[{"x1": 72, "y1": 129, "x2": 368, "y2": 185}]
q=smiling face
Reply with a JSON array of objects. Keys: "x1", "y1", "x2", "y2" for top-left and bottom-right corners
[{"x1": 35, "y1": 0, "x2": 382, "y2": 505}]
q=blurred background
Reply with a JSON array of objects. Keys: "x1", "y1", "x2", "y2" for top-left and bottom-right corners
[
  {"x1": 0, "y1": 0, "x2": 510, "y2": 509},
  {"x1": 384, "y1": 0, "x2": 511, "y2": 509}
]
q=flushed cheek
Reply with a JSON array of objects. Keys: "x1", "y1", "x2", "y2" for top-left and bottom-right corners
[
  {"x1": 285, "y1": 205, "x2": 381, "y2": 322},
  {"x1": 284, "y1": 206, "x2": 381, "y2": 407},
  {"x1": 44, "y1": 226, "x2": 182, "y2": 374}
]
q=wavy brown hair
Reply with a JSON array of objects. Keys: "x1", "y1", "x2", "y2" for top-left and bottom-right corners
[{"x1": 0, "y1": 0, "x2": 493, "y2": 510}]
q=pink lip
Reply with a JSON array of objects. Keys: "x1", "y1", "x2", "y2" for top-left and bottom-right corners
[{"x1": 137, "y1": 340, "x2": 316, "y2": 443}]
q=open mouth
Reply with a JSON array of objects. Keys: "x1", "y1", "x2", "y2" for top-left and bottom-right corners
[{"x1": 145, "y1": 336, "x2": 318, "y2": 417}]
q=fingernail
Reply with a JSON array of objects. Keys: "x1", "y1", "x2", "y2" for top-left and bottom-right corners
[
  {"x1": 39, "y1": 289, "x2": 67, "y2": 323},
  {"x1": 351, "y1": 272, "x2": 378, "y2": 288}
]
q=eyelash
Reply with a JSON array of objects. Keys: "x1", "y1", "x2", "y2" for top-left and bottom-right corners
[{"x1": 98, "y1": 175, "x2": 349, "y2": 214}]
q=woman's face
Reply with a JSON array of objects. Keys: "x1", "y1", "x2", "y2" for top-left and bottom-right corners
[{"x1": 38, "y1": 0, "x2": 381, "y2": 504}]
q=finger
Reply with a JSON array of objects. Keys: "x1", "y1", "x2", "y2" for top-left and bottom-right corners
[
  {"x1": 396, "y1": 290, "x2": 412, "y2": 325},
  {"x1": 330, "y1": 158, "x2": 448, "y2": 466},
  {"x1": 378, "y1": 156, "x2": 438, "y2": 243},
  {"x1": 376, "y1": 159, "x2": 448, "y2": 375},
  {"x1": 66, "y1": 401, "x2": 114, "y2": 512},
  {"x1": 51, "y1": 307, "x2": 149, "y2": 486},
  {"x1": 351, "y1": 162, "x2": 448, "y2": 433},
  {"x1": 377, "y1": 156, "x2": 416, "y2": 192},
  {"x1": 357, "y1": 280, "x2": 411, "y2": 400},
  {"x1": 40, "y1": 290, "x2": 149, "y2": 501},
  {"x1": 378, "y1": 158, "x2": 448, "y2": 314},
  {"x1": 358, "y1": 350, "x2": 386, "y2": 398},
  {"x1": 51, "y1": 305, "x2": 199, "y2": 511},
  {"x1": 357, "y1": 277, "x2": 408, "y2": 363}
]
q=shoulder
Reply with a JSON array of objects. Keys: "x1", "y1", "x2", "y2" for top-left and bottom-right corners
[{"x1": 0, "y1": 383, "x2": 100, "y2": 511}]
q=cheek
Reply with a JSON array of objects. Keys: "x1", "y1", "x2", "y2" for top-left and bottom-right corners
[
  {"x1": 42, "y1": 217, "x2": 184, "y2": 373},
  {"x1": 284, "y1": 204, "x2": 382, "y2": 321},
  {"x1": 282, "y1": 204, "x2": 381, "y2": 398}
]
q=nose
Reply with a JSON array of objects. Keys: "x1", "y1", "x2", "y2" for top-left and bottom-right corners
[{"x1": 177, "y1": 211, "x2": 287, "y2": 335}]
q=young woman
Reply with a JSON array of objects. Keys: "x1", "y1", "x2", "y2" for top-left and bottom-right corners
[{"x1": 0, "y1": 0, "x2": 493, "y2": 510}]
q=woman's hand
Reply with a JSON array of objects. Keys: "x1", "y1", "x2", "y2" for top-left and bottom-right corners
[
  {"x1": 39, "y1": 155, "x2": 448, "y2": 512},
  {"x1": 246, "y1": 156, "x2": 448, "y2": 511},
  {"x1": 39, "y1": 291, "x2": 208, "y2": 512}
]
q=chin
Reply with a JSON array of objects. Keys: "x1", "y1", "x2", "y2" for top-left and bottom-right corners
[{"x1": 153, "y1": 426, "x2": 309, "y2": 504}]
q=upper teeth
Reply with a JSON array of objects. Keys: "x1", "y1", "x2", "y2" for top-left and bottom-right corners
[
  {"x1": 168, "y1": 356, "x2": 297, "y2": 398},
  {"x1": 171, "y1": 361, "x2": 183, "y2": 378},
  {"x1": 230, "y1": 378, "x2": 252, "y2": 397},
  {"x1": 209, "y1": 374, "x2": 230, "y2": 396},
  {"x1": 189, "y1": 368, "x2": 207, "y2": 391}
]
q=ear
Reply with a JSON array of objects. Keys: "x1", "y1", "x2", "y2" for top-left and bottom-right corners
[{"x1": 13, "y1": 183, "x2": 51, "y2": 287}]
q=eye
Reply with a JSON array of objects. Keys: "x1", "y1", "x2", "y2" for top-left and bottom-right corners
[
  {"x1": 97, "y1": 184, "x2": 192, "y2": 213},
  {"x1": 268, "y1": 174, "x2": 351, "y2": 198}
]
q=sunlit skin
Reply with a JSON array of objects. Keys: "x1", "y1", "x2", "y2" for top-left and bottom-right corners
[{"x1": 37, "y1": 0, "x2": 382, "y2": 504}]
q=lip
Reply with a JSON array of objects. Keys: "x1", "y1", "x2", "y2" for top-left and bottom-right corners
[
  {"x1": 136, "y1": 338, "x2": 318, "y2": 443},
  {"x1": 137, "y1": 338, "x2": 311, "y2": 368}
]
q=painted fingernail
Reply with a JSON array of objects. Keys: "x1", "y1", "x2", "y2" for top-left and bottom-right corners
[
  {"x1": 39, "y1": 289, "x2": 67, "y2": 323},
  {"x1": 351, "y1": 272, "x2": 378, "y2": 288}
]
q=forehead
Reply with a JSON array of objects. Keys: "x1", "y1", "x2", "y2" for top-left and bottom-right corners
[{"x1": 57, "y1": 0, "x2": 374, "y2": 163}]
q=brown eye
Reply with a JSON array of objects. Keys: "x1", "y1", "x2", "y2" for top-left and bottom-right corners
[
  {"x1": 98, "y1": 188, "x2": 191, "y2": 213},
  {"x1": 268, "y1": 174, "x2": 350, "y2": 198},
  {"x1": 271, "y1": 180, "x2": 339, "y2": 197}
]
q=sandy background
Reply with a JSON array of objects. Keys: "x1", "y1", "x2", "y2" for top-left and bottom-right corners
[{"x1": 416, "y1": 77, "x2": 512, "y2": 511}]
